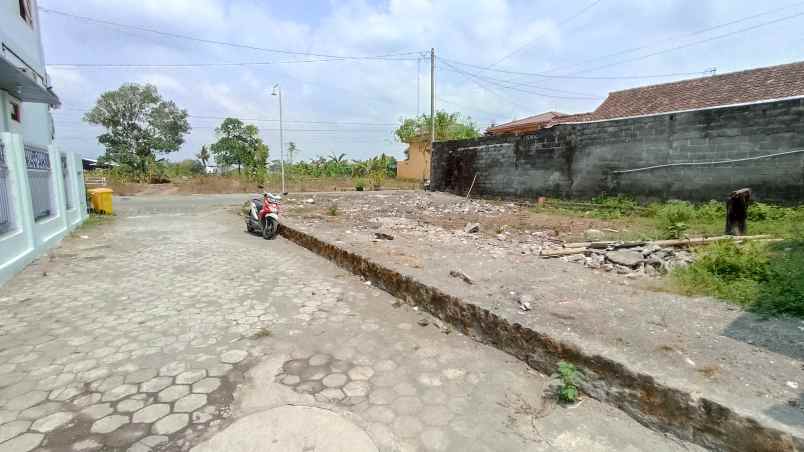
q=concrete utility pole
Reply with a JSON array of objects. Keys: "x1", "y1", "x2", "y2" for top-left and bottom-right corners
[
  {"x1": 272, "y1": 84, "x2": 286, "y2": 194},
  {"x1": 430, "y1": 48, "x2": 436, "y2": 148}
]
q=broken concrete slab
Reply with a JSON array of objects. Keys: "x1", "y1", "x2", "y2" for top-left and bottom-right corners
[
  {"x1": 464, "y1": 222, "x2": 481, "y2": 233},
  {"x1": 605, "y1": 250, "x2": 644, "y2": 268}
]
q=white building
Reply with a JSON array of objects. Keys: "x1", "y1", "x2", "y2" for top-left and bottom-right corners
[{"x1": 1, "y1": 0, "x2": 87, "y2": 286}]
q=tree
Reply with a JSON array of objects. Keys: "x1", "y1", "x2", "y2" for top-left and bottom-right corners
[
  {"x1": 395, "y1": 111, "x2": 480, "y2": 144},
  {"x1": 287, "y1": 142, "x2": 299, "y2": 164},
  {"x1": 209, "y1": 118, "x2": 269, "y2": 178},
  {"x1": 196, "y1": 145, "x2": 210, "y2": 168},
  {"x1": 84, "y1": 83, "x2": 190, "y2": 180}
]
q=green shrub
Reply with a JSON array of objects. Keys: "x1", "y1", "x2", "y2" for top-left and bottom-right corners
[
  {"x1": 656, "y1": 201, "x2": 695, "y2": 238},
  {"x1": 751, "y1": 240, "x2": 804, "y2": 317},
  {"x1": 748, "y1": 202, "x2": 790, "y2": 221},
  {"x1": 671, "y1": 241, "x2": 769, "y2": 306},
  {"x1": 694, "y1": 200, "x2": 726, "y2": 222},
  {"x1": 553, "y1": 361, "x2": 582, "y2": 403},
  {"x1": 354, "y1": 178, "x2": 365, "y2": 191}
]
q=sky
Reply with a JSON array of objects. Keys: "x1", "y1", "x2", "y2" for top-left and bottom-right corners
[{"x1": 38, "y1": 0, "x2": 804, "y2": 163}]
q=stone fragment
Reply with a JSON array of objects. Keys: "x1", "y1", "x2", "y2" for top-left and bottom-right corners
[
  {"x1": 606, "y1": 250, "x2": 644, "y2": 268},
  {"x1": 464, "y1": 223, "x2": 480, "y2": 233}
]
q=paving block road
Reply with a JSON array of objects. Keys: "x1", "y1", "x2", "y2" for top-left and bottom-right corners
[{"x1": 0, "y1": 195, "x2": 702, "y2": 452}]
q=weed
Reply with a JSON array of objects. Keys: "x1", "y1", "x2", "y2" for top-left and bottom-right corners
[
  {"x1": 751, "y1": 238, "x2": 804, "y2": 317},
  {"x1": 327, "y1": 204, "x2": 339, "y2": 216},
  {"x1": 252, "y1": 327, "x2": 273, "y2": 339},
  {"x1": 656, "y1": 201, "x2": 695, "y2": 239},
  {"x1": 553, "y1": 361, "x2": 582, "y2": 403}
]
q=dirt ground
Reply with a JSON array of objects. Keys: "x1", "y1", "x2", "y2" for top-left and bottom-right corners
[{"x1": 283, "y1": 190, "x2": 620, "y2": 245}]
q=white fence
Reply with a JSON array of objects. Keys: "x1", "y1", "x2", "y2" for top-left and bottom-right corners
[{"x1": 0, "y1": 132, "x2": 87, "y2": 286}]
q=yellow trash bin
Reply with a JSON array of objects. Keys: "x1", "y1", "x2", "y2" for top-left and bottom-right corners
[{"x1": 88, "y1": 188, "x2": 113, "y2": 214}]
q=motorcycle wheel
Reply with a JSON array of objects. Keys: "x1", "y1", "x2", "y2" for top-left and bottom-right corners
[{"x1": 262, "y1": 218, "x2": 277, "y2": 240}]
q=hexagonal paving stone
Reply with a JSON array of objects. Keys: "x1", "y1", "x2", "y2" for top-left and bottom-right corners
[
  {"x1": 322, "y1": 373, "x2": 348, "y2": 388},
  {"x1": 71, "y1": 438, "x2": 103, "y2": 451},
  {"x1": 92, "y1": 375, "x2": 125, "y2": 393},
  {"x1": 81, "y1": 403, "x2": 113, "y2": 420},
  {"x1": 132, "y1": 404, "x2": 171, "y2": 424},
  {"x1": 308, "y1": 354, "x2": 332, "y2": 366},
  {"x1": 369, "y1": 388, "x2": 395, "y2": 405},
  {"x1": 6, "y1": 390, "x2": 48, "y2": 410},
  {"x1": 393, "y1": 416, "x2": 424, "y2": 438},
  {"x1": 124, "y1": 369, "x2": 157, "y2": 384},
  {"x1": 281, "y1": 375, "x2": 300, "y2": 385},
  {"x1": 206, "y1": 363, "x2": 232, "y2": 377},
  {"x1": 192, "y1": 378, "x2": 221, "y2": 394},
  {"x1": 348, "y1": 367, "x2": 375, "y2": 381},
  {"x1": 176, "y1": 369, "x2": 207, "y2": 385},
  {"x1": 343, "y1": 381, "x2": 370, "y2": 397},
  {"x1": 297, "y1": 380, "x2": 324, "y2": 394},
  {"x1": 318, "y1": 388, "x2": 346, "y2": 402},
  {"x1": 73, "y1": 393, "x2": 101, "y2": 409},
  {"x1": 174, "y1": 393, "x2": 207, "y2": 412},
  {"x1": 158, "y1": 384, "x2": 189, "y2": 402},
  {"x1": 0, "y1": 433, "x2": 43, "y2": 452},
  {"x1": 393, "y1": 396, "x2": 424, "y2": 415},
  {"x1": 19, "y1": 401, "x2": 62, "y2": 420},
  {"x1": 102, "y1": 384, "x2": 138, "y2": 402},
  {"x1": 365, "y1": 406, "x2": 395, "y2": 424},
  {"x1": 90, "y1": 414, "x2": 129, "y2": 434},
  {"x1": 158, "y1": 361, "x2": 186, "y2": 377},
  {"x1": 152, "y1": 413, "x2": 189, "y2": 435},
  {"x1": 420, "y1": 428, "x2": 450, "y2": 451},
  {"x1": 140, "y1": 376, "x2": 173, "y2": 393},
  {"x1": 421, "y1": 405, "x2": 453, "y2": 427},
  {"x1": 0, "y1": 420, "x2": 30, "y2": 443},
  {"x1": 116, "y1": 398, "x2": 147, "y2": 413},
  {"x1": 220, "y1": 350, "x2": 247, "y2": 364}
]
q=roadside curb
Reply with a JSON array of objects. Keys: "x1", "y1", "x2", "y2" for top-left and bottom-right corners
[{"x1": 279, "y1": 223, "x2": 803, "y2": 452}]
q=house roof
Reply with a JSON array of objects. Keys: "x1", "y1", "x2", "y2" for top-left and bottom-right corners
[
  {"x1": 487, "y1": 111, "x2": 564, "y2": 134},
  {"x1": 549, "y1": 60, "x2": 804, "y2": 125}
]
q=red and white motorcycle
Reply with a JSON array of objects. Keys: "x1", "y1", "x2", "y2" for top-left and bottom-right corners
[{"x1": 245, "y1": 192, "x2": 281, "y2": 239}]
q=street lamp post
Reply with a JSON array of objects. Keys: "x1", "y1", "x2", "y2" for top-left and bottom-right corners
[{"x1": 271, "y1": 84, "x2": 286, "y2": 195}]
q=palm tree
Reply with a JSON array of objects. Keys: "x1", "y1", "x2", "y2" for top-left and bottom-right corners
[
  {"x1": 328, "y1": 153, "x2": 347, "y2": 165},
  {"x1": 196, "y1": 145, "x2": 210, "y2": 168}
]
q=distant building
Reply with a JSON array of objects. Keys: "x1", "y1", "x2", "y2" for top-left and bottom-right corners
[
  {"x1": 396, "y1": 138, "x2": 430, "y2": 181},
  {"x1": 485, "y1": 112, "x2": 564, "y2": 136}
]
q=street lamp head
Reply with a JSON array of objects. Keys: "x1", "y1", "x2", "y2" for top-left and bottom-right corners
[{"x1": 271, "y1": 84, "x2": 280, "y2": 96}]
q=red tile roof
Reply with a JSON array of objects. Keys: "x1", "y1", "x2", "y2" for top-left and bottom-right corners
[
  {"x1": 549, "y1": 60, "x2": 804, "y2": 125},
  {"x1": 487, "y1": 111, "x2": 564, "y2": 135}
]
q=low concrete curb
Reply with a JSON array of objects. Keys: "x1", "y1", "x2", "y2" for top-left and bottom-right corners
[{"x1": 279, "y1": 223, "x2": 803, "y2": 452}]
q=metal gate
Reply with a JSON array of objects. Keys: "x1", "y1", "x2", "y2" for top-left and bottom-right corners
[
  {"x1": 61, "y1": 154, "x2": 72, "y2": 210},
  {"x1": 25, "y1": 145, "x2": 52, "y2": 221},
  {"x1": 0, "y1": 142, "x2": 11, "y2": 234}
]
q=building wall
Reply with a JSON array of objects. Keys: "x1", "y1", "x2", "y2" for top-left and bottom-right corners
[
  {"x1": 1, "y1": 0, "x2": 54, "y2": 148},
  {"x1": 431, "y1": 98, "x2": 804, "y2": 202},
  {"x1": 397, "y1": 141, "x2": 431, "y2": 180},
  {"x1": 0, "y1": 133, "x2": 87, "y2": 287}
]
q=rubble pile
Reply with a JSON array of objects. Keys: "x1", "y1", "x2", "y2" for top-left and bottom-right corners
[{"x1": 568, "y1": 245, "x2": 695, "y2": 277}]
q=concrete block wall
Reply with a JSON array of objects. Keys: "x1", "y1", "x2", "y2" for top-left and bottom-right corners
[
  {"x1": 431, "y1": 98, "x2": 804, "y2": 202},
  {"x1": 0, "y1": 132, "x2": 87, "y2": 286}
]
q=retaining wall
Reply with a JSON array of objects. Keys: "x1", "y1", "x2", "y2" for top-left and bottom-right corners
[
  {"x1": 0, "y1": 132, "x2": 87, "y2": 286},
  {"x1": 431, "y1": 98, "x2": 804, "y2": 202}
]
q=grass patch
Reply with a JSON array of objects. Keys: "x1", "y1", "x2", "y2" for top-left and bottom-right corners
[
  {"x1": 78, "y1": 213, "x2": 114, "y2": 230},
  {"x1": 669, "y1": 238, "x2": 804, "y2": 317},
  {"x1": 533, "y1": 196, "x2": 804, "y2": 240}
]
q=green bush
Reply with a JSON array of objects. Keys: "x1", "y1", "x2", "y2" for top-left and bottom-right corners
[
  {"x1": 748, "y1": 202, "x2": 791, "y2": 221},
  {"x1": 656, "y1": 201, "x2": 695, "y2": 238},
  {"x1": 671, "y1": 241, "x2": 769, "y2": 306},
  {"x1": 751, "y1": 240, "x2": 804, "y2": 317}
]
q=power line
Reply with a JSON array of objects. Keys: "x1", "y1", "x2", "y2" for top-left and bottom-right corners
[
  {"x1": 487, "y1": 0, "x2": 603, "y2": 68},
  {"x1": 39, "y1": 7, "x2": 421, "y2": 61},
  {"x1": 440, "y1": 60, "x2": 601, "y2": 100},
  {"x1": 561, "y1": 10, "x2": 804, "y2": 76},
  {"x1": 53, "y1": 108, "x2": 398, "y2": 127},
  {"x1": 48, "y1": 56, "x2": 419, "y2": 69},
  {"x1": 542, "y1": 1, "x2": 804, "y2": 75},
  {"x1": 440, "y1": 56, "x2": 715, "y2": 80},
  {"x1": 439, "y1": 60, "x2": 601, "y2": 99}
]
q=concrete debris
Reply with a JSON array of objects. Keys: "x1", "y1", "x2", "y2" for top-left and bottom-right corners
[
  {"x1": 374, "y1": 232, "x2": 394, "y2": 240},
  {"x1": 449, "y1": 270, "x2": 474, "y2": 285},
  {"x1": 584, "y1": 229, "x2": 606, "y2": 241},
  {"x1": 417, "y1": 318, "x2": 429, "y2": 327},
  {"x1": 579, "y1": 245, "x2": 695, "y2": 277},
  {"x1": 605, "y1": 250, "x2": 644, "y2": 268},
  {"x1": 464, "y1": 222, "x2": 481, "y2": 233},
  {"x1": 305, "y1": 198, "x2": 315, "y2": 204}
]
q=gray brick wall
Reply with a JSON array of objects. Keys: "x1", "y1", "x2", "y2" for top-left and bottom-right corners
[{"x1": 431, "y1": 98, "x2": 804, "y2": 202}]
